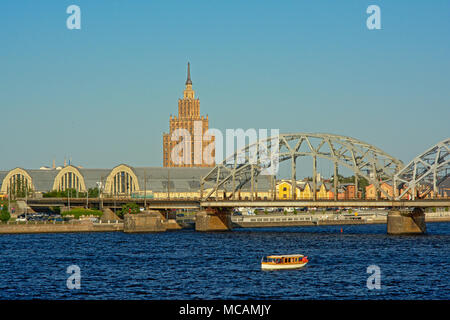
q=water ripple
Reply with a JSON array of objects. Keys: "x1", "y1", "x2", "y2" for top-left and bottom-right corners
[{"x1": 0, "y1": 223, "x2": 449, "y2": 299}]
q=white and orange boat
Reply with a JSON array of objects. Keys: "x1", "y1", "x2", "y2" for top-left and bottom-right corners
[{"x1": 261, "y1": 254, "x2": 308, "y2": 270}]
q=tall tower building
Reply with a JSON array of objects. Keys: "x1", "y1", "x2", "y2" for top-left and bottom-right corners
[{"x1": 163, "y1": 63, "x2": 215, "y2": 167}]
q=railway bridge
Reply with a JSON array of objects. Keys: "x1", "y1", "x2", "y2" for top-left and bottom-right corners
[
  {"x1": 25, "y1": 134, "x2": 449, "y2": 234},
  {"x1": 197, "y1": 134, "x2": 449, "y2": 234}
]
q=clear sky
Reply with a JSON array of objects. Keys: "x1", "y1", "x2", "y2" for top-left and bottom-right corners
[{"x1": 1, "y1": 0, "x2": 449, "y2": 171}]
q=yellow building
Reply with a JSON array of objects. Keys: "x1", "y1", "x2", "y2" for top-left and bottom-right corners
[
  {"x1": 277, "y1": 181, "x2": 292, "y2": 199},
  {"x1": 316, "y1": 183, "x2": 329, "y2": 200},
  {"x1": 276, "y1": 180, "x2": 332, "y2": 200}
]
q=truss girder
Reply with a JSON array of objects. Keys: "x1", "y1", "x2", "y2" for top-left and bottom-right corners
[
  {"x1": 201, "y1": 133, "x2": 404, "y2": 201},
  {"x1": 394, "y1": 138, "x2": 450, "y2": 200}
]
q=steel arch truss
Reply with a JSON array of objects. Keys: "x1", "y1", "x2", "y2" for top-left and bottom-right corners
[
  {"x1": 201, "y1": 133, "x2": 403, "y2": 201},
  {"x1": 394, "y1": 138, "x2": 450, "y2": 200}
]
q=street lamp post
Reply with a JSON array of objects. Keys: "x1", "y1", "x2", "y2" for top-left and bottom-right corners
[
  {"x1": 144, "y1": 170, "x2": 147, "y2": 210},
  {"x1": 68, "y1": 187, "x2": 71, "y2": 211},
  {"x1": 25, "y1": 183, "x2": 28, "y2": 218},
  {"x1": 8, "y1": 186, "x2": 11, "y2": 214},
  {"x1": 96, "y1": 179, "x2": 103, "y2": 211}
]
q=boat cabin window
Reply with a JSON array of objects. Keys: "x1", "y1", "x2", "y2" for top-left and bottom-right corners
[{"x1": 265, "y1": 256, "x2": 304, "y2": 264}]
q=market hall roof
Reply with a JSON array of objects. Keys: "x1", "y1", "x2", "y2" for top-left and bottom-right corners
[{"x1": 0, "y1": 166, "x2": 273, "y2": 193}]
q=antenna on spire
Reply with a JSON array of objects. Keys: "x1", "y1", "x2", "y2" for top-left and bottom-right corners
[{"x1": 186, "y1": 62, "x2": 192, "y2": 85}]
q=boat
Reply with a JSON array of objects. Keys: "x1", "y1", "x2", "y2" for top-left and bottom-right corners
[{"x1": 261, "y1": 254, "x2": 308, "y2": 270}]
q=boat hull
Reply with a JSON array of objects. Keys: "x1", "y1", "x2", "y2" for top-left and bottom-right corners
[{"x1": 261, "y1": 262, "x2": 308, "y2": 270}]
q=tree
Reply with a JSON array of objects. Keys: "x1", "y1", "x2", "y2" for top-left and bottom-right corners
[
  {"x1": 88, "y1": 188, "x2": 99, "y2": 198},
  {"x1": 0, "y1": 204, "x2": 10, "y2": 223},
  {"x1": 118, "y1": 203, "x2": 140, "y2": 219},
  {"x1": 330, "y1": 174, "x2": 369, "y2": 197}
]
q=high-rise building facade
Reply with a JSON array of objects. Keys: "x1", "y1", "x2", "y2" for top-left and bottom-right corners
[{"x1": 163, "y1": 63, "x2": 215, "y2": 167}]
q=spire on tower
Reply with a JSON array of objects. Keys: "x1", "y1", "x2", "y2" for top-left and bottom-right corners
[{"x1": 186, "y1": 62, "x2": 192, "y2": 85}]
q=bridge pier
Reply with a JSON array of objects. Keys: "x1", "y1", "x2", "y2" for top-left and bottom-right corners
[
  {"x1": 123, "y1": 210, "x2": 167, "y2": 233},
  {"x1": 195, "y1": 208, "x2": 232, "y2": 232},
  {"x1": 387, "y1": 208, "x2": 426, "y2": 235}
]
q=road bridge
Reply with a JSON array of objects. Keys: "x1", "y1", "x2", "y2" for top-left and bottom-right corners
[{"x1": 197, "y1": 135, "x2": 449, "y2": 234}]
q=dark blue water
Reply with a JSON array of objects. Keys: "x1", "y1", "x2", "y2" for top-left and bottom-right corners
[{"x1": 0, "y1": 223, "x2": 449, "y2": 300}]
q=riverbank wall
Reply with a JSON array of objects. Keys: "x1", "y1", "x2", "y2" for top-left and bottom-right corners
[
  {"x1": 0, "y1": 211, "x2": 448, "y2": 234},
  {"x1": 0, "y1": 221, "x2": 123, "y2": 234}
]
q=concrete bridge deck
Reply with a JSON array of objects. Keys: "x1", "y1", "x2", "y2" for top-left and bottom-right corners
[
  {"x1": 201, "y1": 199, "x2": 450, "y2": 208},
  {"x1": 27, "y1": 198, "x2": 200, "y2": 209},
  {"x1": 25, "y1": 198, "x2": 450, "y2": 209}
]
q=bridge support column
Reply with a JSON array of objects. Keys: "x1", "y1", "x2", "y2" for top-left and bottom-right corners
[
  {"x1": 387, "y1": 208, "x2": 426, "y2": 235},
  {"x1": 124, "y1": 210, "x2": 167, "y2": 233},
  {"x1": 195, "y1": 208, "x2": 232, "y2": 232}
]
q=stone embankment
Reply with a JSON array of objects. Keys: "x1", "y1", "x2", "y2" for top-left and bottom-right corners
[
  {"x1": 425, "y1": 211, "x2": 450, "y2": 223},
  {"x1": 0, "y1": 209, "x2": 448, "y2": 234},
  {"x1": 0, "y1": 220, "x2": 123, "y2": 234}
]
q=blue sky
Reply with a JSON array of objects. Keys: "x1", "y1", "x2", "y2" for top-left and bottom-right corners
[{"x1": 0, "y1": 0, "x2": 449, "y2": 171}]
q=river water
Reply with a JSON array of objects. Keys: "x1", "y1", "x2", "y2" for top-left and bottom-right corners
[{"x1": 0, "y1": 223, "x2": 449, "y2": 300}]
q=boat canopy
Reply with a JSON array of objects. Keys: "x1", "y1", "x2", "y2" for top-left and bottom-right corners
[{"x1": 267, "y1": 254, "x2": 304, "y2": 259}]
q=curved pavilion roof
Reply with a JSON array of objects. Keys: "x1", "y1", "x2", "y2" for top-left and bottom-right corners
[{"x1": 0, "y1": 166, "x2": 272, "y2": 193}]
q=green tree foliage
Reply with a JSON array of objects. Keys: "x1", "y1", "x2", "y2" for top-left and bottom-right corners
[
  {"x1": 330, "y1": 174, "x2": 370, "y2": 197},
  {"x1": 118, "y1": 203, "x2": 140, "y2": 219},
  {"x1": 8, "y1": 176, "x2": 32, "y2": 199},
  {"x1": 51, "y1": 206, "x2": 61, "y2": 215},
  {"x1": 330, "y1": 174, "x2": 369, "y2": 186},
  {"x1": 87, "y1": 188, "x2": 99, "y2": 198},
  {"x1": 0, "y1": 204, "x2": 10, "y2": 223},
  {"x1": 61, "y1": 208, "x2": 103, "y2": 219},
  {"x1": 43, "y1": 188, "x2": 99, "y2": 198},
  {"x1": 43, "y1": 188, "x2": 76, "y2": 198}
]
